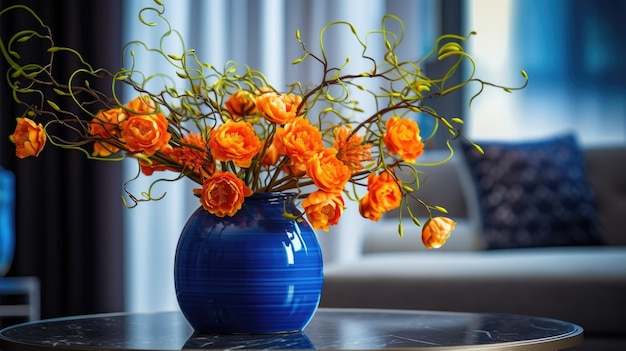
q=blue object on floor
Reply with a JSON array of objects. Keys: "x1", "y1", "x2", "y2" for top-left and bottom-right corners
[{"x1": 0, "y1": 166, "x2": 15, "y2": 276}]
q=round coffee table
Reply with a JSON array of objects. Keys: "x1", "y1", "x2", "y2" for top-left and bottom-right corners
[{"x1": 0, "y1": 308, "x2": 583, "y2": 350}]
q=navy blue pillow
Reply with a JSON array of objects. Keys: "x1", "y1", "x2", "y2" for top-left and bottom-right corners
[{"x1": 460, "y1": 134, "x2": 604, "y2": 250}]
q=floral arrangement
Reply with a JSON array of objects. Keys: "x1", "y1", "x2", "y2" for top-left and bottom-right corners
[{"x1": 0, "y1": 2, "x2": 526, "y2": 248}]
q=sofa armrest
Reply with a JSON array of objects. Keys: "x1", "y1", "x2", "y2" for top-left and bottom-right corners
[{"x1": 584, "y1": 147, "x2": 626, "y2": 246}]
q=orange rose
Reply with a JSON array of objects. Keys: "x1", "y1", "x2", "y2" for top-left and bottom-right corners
[
  {"x1": 279, "y1": 117, "x2": 324, "y2": 172},
  {"x1": 256, "y1": 93, "x2": 303, "y2": 124},
  {"x1": 90, "y1": 107, "x2": 127, "y2": 157},
  {"x1": 192, "y1": 171, "x2": 253, "y2": 217},
  {"x1": 125, "y1": 95, "x2": 156, "y2": 114},
  {"x1": 302, "y1": 191, "x2": 345, "y2": 231},
  {"x1": 358, "y1": 171, "x2": 402, "y2": 221},
  {"x1": 306, "y1": 148, "x2": 351, "y2": 193},
  {"x1": 358, "y1": 193, "x2": 383, "y2": 222},
  {"x1": 209, "y1": 120, "x2": 261, "y2": 168},
  {"x1": 90, "y1": 107, "x2": 126, "y2": 137},
  {"x1": 383, "y1": 116, "x2": 425, "y2": 162},
  {"x1": 119, "y1": 112, "x2": 171, "y2": 156},
  {"x1": 11, "y1": 118, "x2": 46, "y2": 159},
  {"x1": 225, "y1": 90, "x2": 257, "y2": 120},
  {"x1": 422, "y1": 216, "x2": 456, "y2": 249}
]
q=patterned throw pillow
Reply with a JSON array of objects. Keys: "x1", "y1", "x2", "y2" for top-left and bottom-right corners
[{"x1": 459, "y1": 134, "x2": 604, "y2": 250}]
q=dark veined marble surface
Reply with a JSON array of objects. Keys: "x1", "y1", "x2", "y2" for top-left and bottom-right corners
[{"x1": 0, "y1": 308, "x2": 583, "y2": 350}]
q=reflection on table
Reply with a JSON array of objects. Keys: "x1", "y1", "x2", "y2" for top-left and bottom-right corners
[{"x1": 0, "y1": 308, "x2": 583, "y2": 350}]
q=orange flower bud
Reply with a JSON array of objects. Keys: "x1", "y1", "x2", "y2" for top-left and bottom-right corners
[
  {"x1": 257, "y1": 93, "x2": 303, "y2": 124},
  {"x1": 11, "y1": 118, "x2": 46, "y2": 159},
  {"x1": 192, "y1": 171, "x2": 253, "y2": 217},
  {"x1": 119, "y1": 112, "x2": 171, "y2": 156},
  {"x1": 302, "y1": 191, "x2": 345, "y2": 231},
  {"x1": 225, "y1": 90, "x2": 258, "y2": 120},
  {"x1": 383, "y1": 116, "x2": 424, "y2": 162},
  {"x1": 208, "y1": 120, "x2": 261, "y2": 168},
  {"x1": 306, "y1": 148, "x2": 351, "y2": 193},
  {"x1": 422, "y1": 216, "x2": 456, "y2": 249}
]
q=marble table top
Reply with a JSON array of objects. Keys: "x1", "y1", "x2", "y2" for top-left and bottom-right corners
[{"x1": 0, "y1": 308, "x2": 583, "y2": 350}]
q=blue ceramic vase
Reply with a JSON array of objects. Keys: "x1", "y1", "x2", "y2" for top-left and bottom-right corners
[{"x1": 174, "y1": 192, "x2": 323, "y2": 334}]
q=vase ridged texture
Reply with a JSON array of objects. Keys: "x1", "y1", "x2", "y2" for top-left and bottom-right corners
[{"x1": 174, "y1": 192, "x2": 323, "y2": 334}]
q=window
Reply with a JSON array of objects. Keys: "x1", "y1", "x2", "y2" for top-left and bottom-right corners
[{"x1": 465, "y1": 0, "x2": 626, "y2": 146}]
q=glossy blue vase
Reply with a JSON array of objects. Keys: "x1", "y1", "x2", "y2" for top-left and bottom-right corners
[{"x1": 174, "y1": 192, "x2": 323, "y2": 334}]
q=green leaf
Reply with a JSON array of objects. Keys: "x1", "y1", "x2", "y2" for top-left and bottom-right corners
[
  {"x1": 473, "y1": 143, "x2": 484, "y2": 154},
  {"x1": 451, "y1": 117, "x2": 464, "y2": 124},
  {"x1": 47, "y1": 100, "x2": 61, "y2": 111},
  {"x1": 434, "y1": 206, "x2": 448, "y2": 214}
]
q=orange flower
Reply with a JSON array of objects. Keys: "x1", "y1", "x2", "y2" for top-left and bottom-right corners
[
  {"x1": 279, "y1": 117, "x2": 324, "y2": 172},
  {"x1": 90, "y1": 108, "x2": 126, "y2": 137},
  {"x1": 125, "y1": 95, "x2": 156, "y2": 114},
  {"x1": 358, "y1": 171, "x2": 402, "y2": 221},
  {"x1": 333, "y1": 126, "x2": 373, "y2": 172},
  {"x1": 168, "y1": 132, "x2": 209, "y2": 174},
  {"x1": 383, "y1": 116, "x2": 424, "y2": 162},
  {"x1": 261, "y1": 132, "x2": 284, "y2": 168},
  {"x1": 93, "y1": 143, "x2": 120, "y2": 158},
  {"x1": 225, "y1": 90, "x2": 258, "y2": 120},
  {"x1": 358, "y1": 193, "x2": 383, "y2": 222},
  {"x1": 193, "y1": 171, "x2": 253, "y2": 217},
  {"x1": 422, "y1": 216, "x2": 456, "y2": 249},
  {"x1": 256, "y1": 93, "x2": 303, "y2": 124},
  {"x1": 302, "y1": 190, "x2": 345, "y2": 231},
  {"x1": 119, "y1": 112, "x2": 171, "y2": 156},
  {"x1": 139, "y1": 154, "x2": 177, "y2": 176},
  {"x1": 11, "y1": 118, "x2": 46, "y2": 159},
  {"x1": 90, "y1": 107, "x2": 127, "y2": 157},
  {"x1": 209, "y1": 120, "x2": 261, "y2": 168},
  {"x1": 306, "y1": 148, "x2": 351, "y2": 193}
]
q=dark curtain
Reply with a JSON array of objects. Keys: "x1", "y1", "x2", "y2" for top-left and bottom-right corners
[{"x1": 0, "y1": 0, "x2": 124, "y2": 318}]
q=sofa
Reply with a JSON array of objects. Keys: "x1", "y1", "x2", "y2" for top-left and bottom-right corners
[{"x1": 320, "y1": 135, "x2": 626, "y2": 351}]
